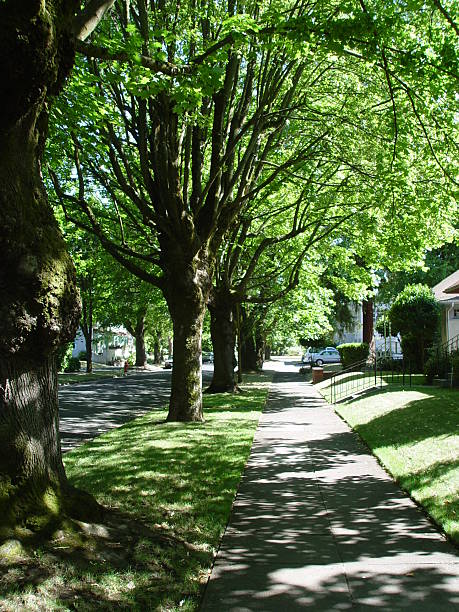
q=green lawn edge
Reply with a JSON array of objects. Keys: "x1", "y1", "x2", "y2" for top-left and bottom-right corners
[{"x1": 334, "y1": 385, "x2": 459, "y2": 545}]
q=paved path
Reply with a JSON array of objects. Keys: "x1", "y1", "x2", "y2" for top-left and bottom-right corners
[
  {"x1": 58, "y1": 367, "x2": 213, "y2": 452},
  {"x1": 201, "y1": 365, "x2": 459, "y2": 610}
]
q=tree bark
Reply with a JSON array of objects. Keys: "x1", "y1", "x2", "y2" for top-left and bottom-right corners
[
  {"x1": 164, "y1": 253, "x2": 212, "y2": 422},
  {"x1": 241, "y1": 330, "x2": 259, "y2": 371},
  {"x1": 0, "y1": 1, "x2": 99, "y2": 537},
  {"x1": 125, "y1": 307, "x2": 148, "y2": 367},
  {"x1": 134, "y1": 311, "x2": 147, "y2": 367},
  {"x1": 152, "y1": 332, "x2": 162, "y2": 364},
  {"x1": 82, "y1": 327, "x2": 93, "y2": 373},
  {"x1": 362, "y1": 299, "x2": 374, "y2": 344},
  {"x1": 81, "y1": 285, "x2": 93, "y2": 373},
  {"x1": 206, "y1": 291, "x2": 238, "y2": 393}
]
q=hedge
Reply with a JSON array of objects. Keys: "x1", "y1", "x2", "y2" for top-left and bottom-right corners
[{"x1": 337, "y1": 342, "x2": 369, "y2": 368}]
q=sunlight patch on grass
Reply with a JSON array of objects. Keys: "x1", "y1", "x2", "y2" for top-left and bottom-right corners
[
  {"x1": 335, "y1": 386, "x2": 459, "y2": 543},
  {"x1": 0, "y1": 373, "x2": 270, "y2": 611}
]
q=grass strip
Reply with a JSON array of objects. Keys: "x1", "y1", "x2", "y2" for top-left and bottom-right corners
[
  {"x1": 1, "y1": 374, "x2": 270, "y2": 611},
  {"x1": 334, "y1": 386, "x2": 459, "y2": 544}
]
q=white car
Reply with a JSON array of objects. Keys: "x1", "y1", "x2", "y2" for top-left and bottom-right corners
[{"x1": 303, "y1": 347, "x2": 341, "y2": 366}]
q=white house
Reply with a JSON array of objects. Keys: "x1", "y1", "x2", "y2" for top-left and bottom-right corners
[
  {"x1": 433, "y1": 270, "x2": 459, "y2": 345},
  {"x1": 333, "y1": 302, "x2": 401, "y2": 356},
  {"x1": 72, "y1": 326, "x2": 135, "y2": 365}
]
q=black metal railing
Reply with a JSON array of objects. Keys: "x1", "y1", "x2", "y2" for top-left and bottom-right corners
[
  {"x1": 326, "y1": 356, "x2": 414, "y2": 404},
  {"x1": 426, "y1": 333, "x2": 459, "y2": 384},
  {"x1": 327, "y1": 358, "x2": 380, "y2": 404}
]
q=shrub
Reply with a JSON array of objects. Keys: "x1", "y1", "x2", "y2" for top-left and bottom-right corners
[
  {"x1": 337, "y1": 342, "x2": 369, "y2": 368},
  {"x1": 424, "y1": 356, "x2": 437, "y2": 384},
  {"x1": 378, "y1": 356, "x2": 403, "y2": 372},
  {"x1": 64, "y1": 357, "x2": 81, "y2": 373},
  {"x1": 424, "y1": 349, "x2": 451, "y2": 383},
  {"x1": 451, "y1": 352, "x2": 459, "y2": 387},
  {"x1": 389, "y1": 284, "x2": 439, "y2": 372},
  {"x1": 56, "y1": 342, "x2": 74, "y2": 372},
  {"x1": 77, "y1": 350, "x2": 88, "y2": 360}
]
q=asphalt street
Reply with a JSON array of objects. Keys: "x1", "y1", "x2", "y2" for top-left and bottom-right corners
[{"x1": 58, "y1": 365, "x2": 213, "y2": 452}]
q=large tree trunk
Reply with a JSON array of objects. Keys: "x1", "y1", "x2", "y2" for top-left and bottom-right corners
[
  {"x1": 206, "y1": 291, "x2": 238, "y2": 393},
  {"x1": 164, "y1": 253, "x2": 212, "y2": 422},
  {"x1": 0, "y1": 1, "x2": 98, "y2": 538}
]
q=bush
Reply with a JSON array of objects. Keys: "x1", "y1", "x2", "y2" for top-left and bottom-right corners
[
  {"x1": 337, "y1": 343, "x2": 369, "y2": 368},
  {"x1": 451, "y1": 352, "x2": 459, "y2": 387},
  {"x1": 378, "y1": 356, "x2": 403, "y2": 372},
  {"x1": 56, "y1": 342, "x2": 74, "y2": 372},
  {"x1": 389, "y1": 284, "x2": 439, "y2": 372},
  {"x1": 77, "y1": 350, "x2": 88, "y2": 360},
  {"x1": 64, "y1": 357, "x2": 81, "y2": 373},
  {"x1": 424, "y1": 350, "x2": 452, "y2": 383},
  {"x1": 423, "y1": 356, "x2": 437, "y2": 384}
]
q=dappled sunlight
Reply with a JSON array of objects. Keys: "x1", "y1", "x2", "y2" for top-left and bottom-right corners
[
  {"x1": 1, "y1": 375, "x2": 269, "y2": 611},
  {"x1": 202, "y1": 369, "x2": 459, "y2": 610}
]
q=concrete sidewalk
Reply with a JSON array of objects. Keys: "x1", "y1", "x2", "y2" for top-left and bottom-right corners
[{"x1": 201, "y1": 370, "x2": 459, "y2": 610}]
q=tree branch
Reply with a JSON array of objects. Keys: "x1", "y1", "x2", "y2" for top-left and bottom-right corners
[{"x1": 73, "y1": 0, "x2": 116, "y2": 41}]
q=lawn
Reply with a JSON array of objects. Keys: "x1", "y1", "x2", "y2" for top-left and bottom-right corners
[
  {"x1": 0, "y1": 374, "x2": 270, "y2": 611},
  {"x1": 335, "y1": 385, "x2": 459, "y2": 544}
]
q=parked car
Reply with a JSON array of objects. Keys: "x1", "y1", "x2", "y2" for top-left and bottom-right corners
[
  {"x1": 303, "y1": 347, "x2": 341, "y2": 366},
  {"x1": 164, "y1": 355, "x2": 173, "y2": 369},
  {"x1": 202, "y1": 351, "x2": 214, "y2": 363}
]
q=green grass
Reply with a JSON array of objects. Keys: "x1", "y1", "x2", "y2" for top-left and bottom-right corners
[
  {"x1": 335, "y1": 385, "x2": 459, "y2": 543},
  {"x1": 0, "y1": 374, "x2": 270, "y2": 611}
]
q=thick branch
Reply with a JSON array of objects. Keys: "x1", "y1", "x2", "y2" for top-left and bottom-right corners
[{"x1": 73, "y1": 0, "x2": 116, "y2": 41}]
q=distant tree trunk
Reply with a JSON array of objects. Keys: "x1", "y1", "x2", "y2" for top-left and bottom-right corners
[
  {"x1": 167, "y1": 336, "x2": 173, "y2": 357},
  {"x1": 265, "y1": 344, "x2": 271, "y2": 360},
  {"x1": 81, "y1": 327, "x2": 93, "y2": 373},
  {"x1": 241, "y1": 329, "x2": 259, "y2": 371},
  {"x1": 80, "y1": 283, "x2": 93, "y2": 373},
  {"x1": 362, "y1": 299, "x2": 374, "y2": 344},
  {"x1": 255, "y1": 330, "x2": 265, "y2": 370},
  {"x1": 125, "y1": 307, "x2": 148, "y2": 367},
  {"x1": 206, "y1": 288, "x2": 238, "y2": 393},
  {"x1": 0, "y1": 1, "x2": 102, "y2": 536},
  {"x1": 163, "y1": 252, "x2": 212, "y2": 422},
  {"x1": 153, "y1": 332, "x2": 162, "y2": 364}
]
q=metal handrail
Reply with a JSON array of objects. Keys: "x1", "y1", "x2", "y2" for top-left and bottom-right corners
[{"x1": 328, "y1": 357, "x2": 379, "y2": 404}]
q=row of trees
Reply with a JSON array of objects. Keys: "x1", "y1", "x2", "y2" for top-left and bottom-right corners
[{"x1": 1, "y1": 0, "x2": 457, "y2": 537}]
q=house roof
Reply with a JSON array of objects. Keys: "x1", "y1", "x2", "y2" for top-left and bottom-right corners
[{"x1": 432, "y1": 269, "x2": 459, "y2": 303}]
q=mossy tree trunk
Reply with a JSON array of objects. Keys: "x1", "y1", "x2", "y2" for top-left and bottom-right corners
[
  {"x1": 164, "y1": 251, "x2": 212, "y2": 422},
  {"x1": 0, "y1": 1, "x2": 102, "y2": 539}
]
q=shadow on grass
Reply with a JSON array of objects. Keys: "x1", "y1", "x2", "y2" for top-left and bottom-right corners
[{"x1": 353, "y1": 389, "x2": 458, "y2": 447}]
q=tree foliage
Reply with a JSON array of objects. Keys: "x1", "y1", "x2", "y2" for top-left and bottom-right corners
[{"x1": 389, "y1": 283, "x2": 440, "y2": 369}]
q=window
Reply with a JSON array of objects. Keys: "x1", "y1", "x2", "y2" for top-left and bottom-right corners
[{"x1": 453, "y1": 308, "x2": 459, "y2": 319}]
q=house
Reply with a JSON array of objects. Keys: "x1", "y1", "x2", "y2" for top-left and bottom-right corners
[
  {"x1": 333, "y1": 302, "x2": 401, "y2": 356},
  {"x1": 432, "y1": 269, "x2": 459, "y2": 344},
  {"x1": 72, "y1": 326, "x2": 135, "y2": 365}
]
